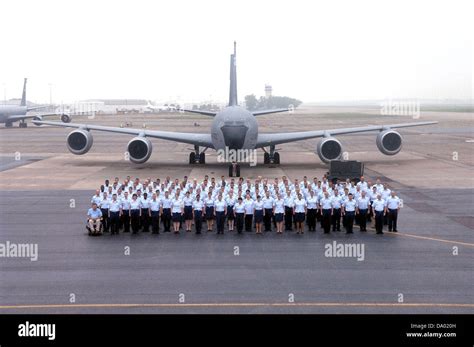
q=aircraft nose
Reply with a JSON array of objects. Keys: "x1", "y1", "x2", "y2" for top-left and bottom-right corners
[{"x1": 220, "y1": 123, "x2": 248, "y2": 149}]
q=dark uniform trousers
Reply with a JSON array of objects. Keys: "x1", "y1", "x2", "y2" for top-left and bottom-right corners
[
  {"x1": 236, "y1": 213, "x2": 245, "y2": 233},
  {"x1": 162, "y1": 208, "x2": 171, "y2": 232},
  {"x1": 100, "y1": 208, "x2": 109, "y2": 232},
  {"x1": 121, "y1": 210, "x2": 130, "y2": 232},
  {"x1": 375, "y1": 210, "x2": 384, "y2": 233},
  {"x1": 358, "y1": 209, "x2": 368, "y2": 231},
  {"x1": 245, "y1": 214, "x2": 253, "y2": 232},
  {"x1": 388, "y1": 208, "x2": 398, "y2": 231},
  {"x1": 332, "y1": 208, "x2": 341, "y2": 231},
  {"x1": 322, "y1": 209, "x2": 332, "y2": 233},
  {"x1": 344, "y1": 211, "x2": 355, "y2": 233},
  {"x1": 151, "y1": 210, "x2": 160, "y2": 233},
  {"x1": 130, "y1": 209, "x2": 140, "y2": 233},
  {"x1": 307, "y1": 208, "x2": 317, "y2": 231},
  {"x1": 216, "y1": 211, "x2": 226, "y2": 234},
  {"x1": 141, "y1": 208, "x2": 150, "y2": 232},
  {"x1": 194, "y1": 210, "x2": 203, "y2": 234},
  {"x1": 284, "y1": 207, "x2": 293, "y2": 230},
  {"x1": 264, "y1": 209, "x2": 273, "y2": 231},
  {"x1": 109, "y1": 211, "x2": 120, "y2": 234}
]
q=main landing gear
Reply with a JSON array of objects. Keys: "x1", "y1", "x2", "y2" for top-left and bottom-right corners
[
  {"x1": 19, "y1": 120, "x2": 27, "y2": 128},
  {"x1": 228, "y1": 162, "x2": 241, "y2": 177},
  {"x1": 189, "y1": 145, "x2": 206, "y2": 164},
  {"x1": 263, "y1": 145, "x2": 280, "y2": 164}
]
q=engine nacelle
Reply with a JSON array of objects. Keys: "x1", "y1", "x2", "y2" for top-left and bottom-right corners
[
  {"x1": 376, "y1": 130, "x2": 402, "y2": 155},
  {"x1": 61, "y1": 114, "x2": 72, "y2": 123},
  {"x1": 66, "y1": 129, "x2": 93, "y2": 155},
  {"x1": 127, "y1": 137, "x2": 152, "y2": 164},
  {"x1": 33, "y1": 115, "x2": 43, "y2": 126},
  {"x1": 316, "y1": 137, "x2": 343, "y2": 163}
]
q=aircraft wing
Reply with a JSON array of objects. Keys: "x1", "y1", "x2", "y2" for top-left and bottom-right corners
[
  {"x1": 255, "y1": 121, "x2": 438, "y2": 148},
  {"x1": 27, "y1": 105, "x2": 50, "y2": 112},
  {"x1": 180, "y1": 108, "x2": 217, "y2": 117},
  {"x1": 32, "y1": 120, "x2": 214, "y2": 148},
  {"x1": 6, "y1": 113, "x2": 64, "y2": 122},
  {"x1": 252, "y1": 108, "x2": 289, "y2": 116}
]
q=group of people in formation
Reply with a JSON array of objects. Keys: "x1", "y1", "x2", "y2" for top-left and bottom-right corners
[{"x1": 86, "y1": 174, "x2": 402, "y2": 237}]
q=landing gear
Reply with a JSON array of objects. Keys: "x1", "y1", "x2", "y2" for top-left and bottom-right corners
[
  {"x1": 189, "y1": 145, "x2": 206, "y2": 164},
  {"x1": 5, "y1": 122, "x2": 13, "y2": 128},
  {"x1": 19, "y1": 121, "x2": 27, "y2": 128},
  {"x1": 199, "y1": 152, "x2": 205, "y2": 164},
  {"x1": 229, "y1": 162, "x2": 240, "y2": 177},
  {"x1": 189, "y1": 152, "x2": 196, "y2": 164},
  {"x1": 263, "y1": 146, "x2": 280, "y2": 164}
]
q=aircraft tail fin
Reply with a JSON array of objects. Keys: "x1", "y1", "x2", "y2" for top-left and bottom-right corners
[
  {"x1": 228, "y1": 41, "x2": 238, "y2": 106},
  {"x1": 21, "y1": 78, "x2": 27, "y2": 107}
]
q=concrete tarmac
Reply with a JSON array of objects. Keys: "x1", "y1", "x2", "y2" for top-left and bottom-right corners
[{"x1": 0, "y1": 106, "x2": 472, "y2": 313}]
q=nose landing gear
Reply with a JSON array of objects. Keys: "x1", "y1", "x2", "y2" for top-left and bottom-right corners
[{"x1": 228, "y1": 162, "x2": 241, "y2": 177}]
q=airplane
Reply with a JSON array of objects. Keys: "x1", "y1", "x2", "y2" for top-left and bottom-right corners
[
  {"x1": 33, "y1": 42, "x2": 437, "y2": 171},
  {"x1": 0, "y1": 78, "x2": 71, "y2": 128}
]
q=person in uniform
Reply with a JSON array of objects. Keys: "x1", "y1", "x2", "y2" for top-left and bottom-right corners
[
  {"x1": 161, "y1": 191, "x2": 172, "y2": 232},
  {"x1": 109, "y1": 193, "x2": 122, "y2": 235},
  {"x1": 99, "y1": 192, "x2": 110, "y2": 233},
  {"x1": 284, "y1": 190, "x2": 294, "y2": 231},
  {"x1": 130, "y1": 194, "x2": 141, "y2": 234},
  {"x1": 234, "y1": 197, "x2": 245, "y2": 234},
  {"x1": 150, "y1": 192, "x2": 161, "y2": 234},
  {"x1": 87, "y1": 203, "x2": 103, "y2": 236},
  {"x1": 342, "y1": 193, "x2": 357, "y2": 234},
  {"x1": 386, "y1": 191, "x2": 401, "y2": 232},
  {"x1": 273, "y1": 193, "x2": 285, "y2": 234},
  {"x1": 91, "y1": 190, "x2": 102, "y2": 206},
  {"x1": 319, "y1": 192, "x2": 333, "y2": 234},
  {"x1": 244, "y1": 193, "x2": 254, "y2": 232},
  {"x1": 215, "y1": 194, "x2": 227, "y2": 234},
  {"x1": 331, "y1": 190, "x2": 342, "y2": 232},
  {"x1": 120, "y1": 191, "x2": 131, "y2": 233},
  {"x1": 226, "y1": 191, "x2": 236, "y2": 232},
  {"x1": 356, "y1": 190, "x2": 370, "y2": 232},
  {"x1": 204, "y1": 191, "x2": 215, "y2": 232},
  {"x1": 254, "y1": 195, "x2": 264, "y2": 234},
  {"x1": 183, "y1": 191, "x2": 194, "y2": 232},
  {"x1": 372, "y1": 194, "x2": 386, "y2": 234},
  {"x1": 306, "y1": 190, "x2": 318, "y2": 231},
  {"x1": 262, "y1": 191, "x2": 274, "y2": 232},
  {"x1": 140, "y1": 192, "x2": 150, "y2": 232},
  {"x1": 171, "y1": 193, "x2": 184, "y2": 234},
  {"x1": 293, "y1": 193, "x2": 307, "y2": 234},
  {"x1": 193, "y1": 194, "x2": 204, "y2": 234}
]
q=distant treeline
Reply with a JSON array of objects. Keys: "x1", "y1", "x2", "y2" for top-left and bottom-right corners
[{"x1": 245, "y1": 94, "x2": 302, "y2": 111}]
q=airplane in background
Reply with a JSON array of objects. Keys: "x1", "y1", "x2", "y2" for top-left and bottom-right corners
[
  {"x1": 0, "y1": 78, "x2": 71, "y2": 128},
  {"x1": 33, "y1": 42, "x2": 437, "y2": 171}
]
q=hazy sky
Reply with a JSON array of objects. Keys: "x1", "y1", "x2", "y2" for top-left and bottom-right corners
[{"x1": 0, "y1": 0, "x2": 472, "y2": 104}]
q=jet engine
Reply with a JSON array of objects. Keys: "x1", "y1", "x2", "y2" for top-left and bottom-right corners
[
  {"x1": 32, "y1": 115, "x2": 43, "y2": 126},
  {"x1": 376, "y1": 130, "x2": 402, "y2": 155},
  {"x1": 61, "y1": 114, "x2": 72, "y2": 123},
  {"x1": 127, "y1": 137, "x2": 153, "y2": 164},
  {"x1": 66, "y1": 129, "x2": 93, "y2": 155},
  {"x1": 316, "y1": 137, "x2": 343, "y2": 163}
]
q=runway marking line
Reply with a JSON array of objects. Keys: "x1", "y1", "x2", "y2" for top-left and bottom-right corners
[
  {"x1": 386, "y1": 232, "x2": 474, "y2": 247},
  {"x1": 0, "y1": 302, "x2": 473, "y2": 310}
]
